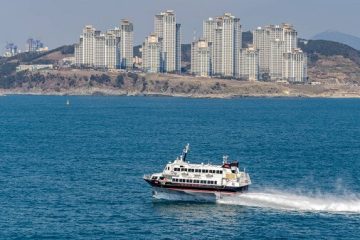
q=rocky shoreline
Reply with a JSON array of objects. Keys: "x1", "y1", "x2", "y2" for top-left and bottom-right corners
[
  {"x1": 1, "y1": 70, "x2": 360, "y2": 99},
  {"x1": 2, "y1": 86, "x2": 360, "y2": 99}
]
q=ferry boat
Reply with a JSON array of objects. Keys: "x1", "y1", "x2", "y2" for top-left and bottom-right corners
[{"x1": 143, "y1": 144, "x2": 251, "y2": 197}]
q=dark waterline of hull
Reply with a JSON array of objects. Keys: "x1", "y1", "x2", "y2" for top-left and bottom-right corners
[{"x1": 144, "y1": 179, "x2": 249, "y2": 193}]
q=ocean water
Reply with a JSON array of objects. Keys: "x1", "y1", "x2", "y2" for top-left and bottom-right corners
[{"x1": 0, "y1": 96, "x2": 359, "y2": 239}]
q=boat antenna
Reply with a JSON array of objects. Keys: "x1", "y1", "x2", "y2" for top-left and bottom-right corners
[{"x1": 181, "y1": 143, "x2": 190, "y2": 161}]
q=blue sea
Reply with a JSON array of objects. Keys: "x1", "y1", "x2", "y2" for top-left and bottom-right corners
[{"x1": 0, "y1": 96, "x2": 359, "y2": 239}]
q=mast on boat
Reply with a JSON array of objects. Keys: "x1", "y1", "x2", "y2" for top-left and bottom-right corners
[{"x1": 180, "y1": 143, "x2": 190, "y2": 161}]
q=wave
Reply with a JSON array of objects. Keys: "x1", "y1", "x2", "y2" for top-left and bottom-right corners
[
  {"x1": 152, "y1": 188, "x2": 360, "y2": 213},
  {"x1": 217, "y1": 190, "x2": 360, "y2": 213}
]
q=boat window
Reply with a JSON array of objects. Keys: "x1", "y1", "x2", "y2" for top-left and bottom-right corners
[
  {"x1": 216, "y1": 170, "x2": 219, "y2": 174},
  {"x1": 201, "y1": 169, "x2": 205, "y2": 173},
  {"x1": 174, "y1": 168, "x2": 180, "y2": 171},
  {"x1": 214, "y1": 181, "x2": 217, "y2": 184},
  {"x1": 232, "y1": 170, "x2": 236, "y2": 174},
  {"x1": 205, "y1": 170, "x2": 209, "y2": 173},
  {"x1": 167, "y1": 167, "x2": 170, "y2": 170},
  {"x1": 181, "y1": 168, "x2": 188, "y2": 172},
  {"x1": 152, "y1": 176, "x2": 158, "y2": 180},
  {"x1": 195, "y1": 169, "x2": 200, "y2": 173},
  {"x1": 189, "y1": 180, "x2": 193, "y2": 183},
  {"x1": 219, "y1": 171, "x2": 223, "y2": 174},
  {"x1": 186, "y1": 179, "x2": 190, "y2": 183},
  {"x1": 200, "y1": 180, "x2": 206, "y2": 184},
  {"x1": 189, "y1": 169, "x2": 194, "y2": 172},
  {"x1": 194, "y1": 180, "x2": 199, "y2": 183},
  {"x1": 159, "y1": 177, "x2": 164, "y2": 180},
  {"x1": 209, "y1": 170, "x2": 213, "y2": 173}
]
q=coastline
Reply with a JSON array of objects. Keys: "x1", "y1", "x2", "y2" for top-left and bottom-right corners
[
  {"x1": 1, "y1": 87, "x2": 360, "y2": 99},
  {"x1": 1, "y1": 70, "x2": 360, "y2": 99}
]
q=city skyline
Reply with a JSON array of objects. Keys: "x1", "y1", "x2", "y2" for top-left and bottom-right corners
[
  {"x1": 1, "y1": 0, "x2": 360, "y2": 50},
  {"x1": 73, "y1": 10, "x2": 307, "y2": 82}
]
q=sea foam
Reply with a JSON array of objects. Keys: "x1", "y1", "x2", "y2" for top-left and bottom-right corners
[{"x1": 217, "y1": 190, "x2": 360, "y2": 213}]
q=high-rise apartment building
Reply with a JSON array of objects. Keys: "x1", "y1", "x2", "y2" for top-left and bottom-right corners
[
  {"x1": 282, "y1": 24, "x2": 297, "y2": 52},
  {"x1": 142, "y1": 33, "x2": 161, "y2": 73},
  {"x1": 105, "y1": 32, "x2": 120, "y2": 69},
  {"x1": 270, "y1": 39, "x2": 285, "y2": 80},
  {"x1": 283, "y1": 48, "x2": 307, "y2": 83},
  {"x1": 77, "y1": 25, "x2": 98, "y2": 66},
  {"x1": 119, "y1": 19, "x2": 134, "y2": 69},
  {"x1": 253, "y1": 27, "x2": 271, "y2": 75},
  {"x1": 191, "y1": 39, "x2": 211, "y2": 77},
  {"x1": 253, "y1": 23, "x2": 305, "y2": 82},
  {"x1": 202, "y1": 13, "x2": 242, "y2": 77},
  {"x1": 239, "y1": 45, "x2": 259, "y2": 81},
  {"x1": 75, "y1": 21, "x2": 133, "y2": 69},
  {"x1": 154, "y1": 10, "x2": 181, "y2": 73},
  {"x1": 94, "y1": 33, "x2": 105, "y2": 68}
]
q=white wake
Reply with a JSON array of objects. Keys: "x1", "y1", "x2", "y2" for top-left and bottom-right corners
[{"x1": 217, "y1": 191, "x2": 360, "y2": 213}]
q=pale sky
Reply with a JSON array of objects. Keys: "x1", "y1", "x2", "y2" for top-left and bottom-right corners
[{"x1": 1, "y1": 0, "x2": 359, "y2": 50}]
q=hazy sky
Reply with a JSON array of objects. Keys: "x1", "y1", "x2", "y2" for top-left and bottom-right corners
[{"x1": 1, "y1": 0, "x2": 359, "y2": 50}]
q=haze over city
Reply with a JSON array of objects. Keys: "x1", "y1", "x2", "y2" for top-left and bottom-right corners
[{"x1": 1, "y1": 0, "x2": 360, "y2": 50}]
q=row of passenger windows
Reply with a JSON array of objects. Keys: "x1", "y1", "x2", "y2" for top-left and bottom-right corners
[
  {"x1": 173, "y1": 168, "x2": 223, "y2": 174},
  {"x1": 172, "y1": 178, "x2": 217, "y2": 185}
]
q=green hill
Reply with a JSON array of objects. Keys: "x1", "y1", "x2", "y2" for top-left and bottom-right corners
[{"x1": 299, "y1": 39, "x2": 360, "y2": 65}]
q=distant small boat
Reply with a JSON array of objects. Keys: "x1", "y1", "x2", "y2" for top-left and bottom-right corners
[{"x1": 66, "y1": 99, "x2": 70, "y2": 105}]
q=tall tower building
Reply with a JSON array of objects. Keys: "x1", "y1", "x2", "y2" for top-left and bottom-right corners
[
  {"x1": 239, "y1": 45, "x2": 259, "y2": 81},
  {"x1": 105, "y1": 32, "x2": 120, "y2": 69},
  {"x1": 74, "y1": 42, "x2": 83, "y2": 66},
  {"x1": 282, "y1": 24, "x2": 298, "y2": 52},
  {"x1": 202, "y1": 13, "x2": 242, "y2": 77},
  {"x1": 203, "y1": 18, "x2": 216, "y2": 74},
  {"x1": 142, "y1": 33, "x2": 161, "y2": 73},
  {"x1": 253, "y1": 27, "x2": 271, "y2": 76},
  {"x1": 283, "y1": 48, "x2": 307, "y2": 83},
  {"x1": 154, "y1": 10, "x2": 181, "y2": 73},
  {"x1": 80, "y1": 25, "x2": 98, "y2": 66},
  {"x1": 94, "y1": 33, "x2": 105, "y2": 68},
  {"x1": 270, "y1": 39, "x2": 285, "y2": 80},
  {"x1": 191, "y1": 38, "x2": 211, "y2": 77},
  {"x1": 120, "y1": 19, "x2": 134, "y2": 69},
  {"x1": 253, "y1": 23, "x2": 300, "y2": 81},
  {"x1": 75, "y1": 20, "x2": 133, "y2": 69}
]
